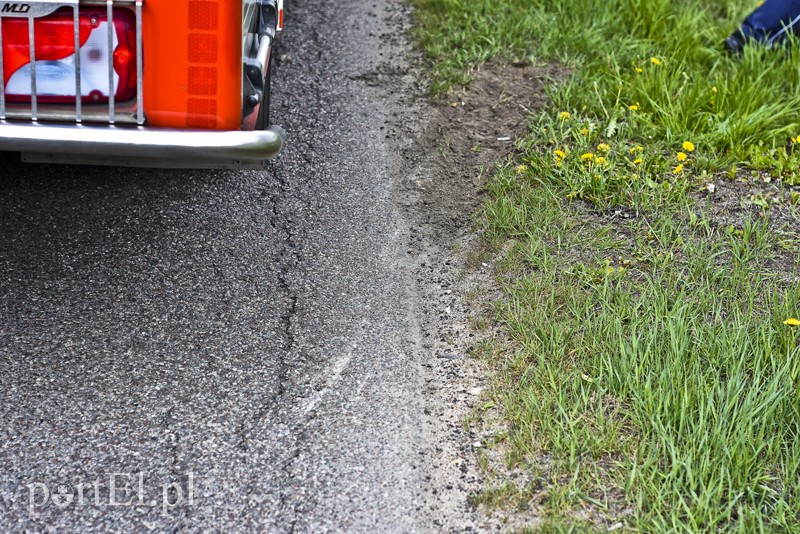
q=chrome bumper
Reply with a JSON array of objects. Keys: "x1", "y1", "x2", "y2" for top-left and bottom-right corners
[{"x1": 0, "y1": 121, "x2": 285, "y2": 168}]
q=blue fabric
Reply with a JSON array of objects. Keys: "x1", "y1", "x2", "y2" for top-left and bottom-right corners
[{"x1": 738, "y1": 0, "x2": 800, "y2": 44}]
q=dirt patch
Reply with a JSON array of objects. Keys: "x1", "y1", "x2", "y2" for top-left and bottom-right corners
[
  {"x1": 705, "y1": 169, "x2": 798, "y2": 230},
  {"x1": 590, "y1": 170, "x2": 800, "y2": 283},
  {"x1": 361, "y1": 2, "x2": 568, "y2": 530},
  {"x1": 401, "y1": 62, "x2": 563, "y2": 240},
  {"x1": 693, "y1": 170, "x2": 800, "y2": 280}
]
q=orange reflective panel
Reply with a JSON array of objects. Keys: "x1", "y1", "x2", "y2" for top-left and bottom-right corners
[{"x1": 143, "y1": 0, "x2": 242, "y2": 130}]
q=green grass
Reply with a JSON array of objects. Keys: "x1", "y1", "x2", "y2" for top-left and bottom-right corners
[
  {"x1": 415, "y1": 0, "x2": 800, "y2": 162},
  {"x1": 412, "y1": 0, "x2": 800, "y2": 530},
  {"x1": 482, "y1": 181, "x2": 800, "y2": 530}
]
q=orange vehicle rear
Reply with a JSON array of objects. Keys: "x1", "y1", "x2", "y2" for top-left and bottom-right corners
[{"x1": 142, "y1": 0, "x2": 242, "y2": 130}]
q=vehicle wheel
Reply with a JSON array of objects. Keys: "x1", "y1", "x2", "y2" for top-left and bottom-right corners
[{"x1": 255, "y1": 56, "x2": 272, "y2": 130}]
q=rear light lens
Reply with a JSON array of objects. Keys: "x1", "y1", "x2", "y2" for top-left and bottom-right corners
[{"x1": 2, "y1": 7, "x2": 137, "y2": 104}]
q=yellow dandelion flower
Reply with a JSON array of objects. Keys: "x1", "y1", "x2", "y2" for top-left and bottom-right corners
[
  {"x1": 581, "y1": 153, "x2": 594, "y2": 161},
  {"x1": 515, "y1": 164, "x2": 528, "y2": 174},
  {"x1": 682, "y1": 141, "x2": 695, "y2": 152},
  {"x1": 633, "y1": 157, "x2": 643, "y2": 165},
  {"x1": 597, "y1": 143, "x2": 611, "y2": 153},
  {"x1": 629, "y1": 104, "x2": 639, "y2": 111},
  {"x1": 677, "y1": 152, "x2": 688, "y2": 162},
  {"x1": 784, "y1": 317, "x2": 800, "y2": 327},
  {"x1": 595, "y1": 157, "x2": 606, "y2": 164},
  {"x1": 559, "y1": 111, "x2": 571, "y2": 121},
  {"x1": 579, "y1": 127, "x2": 589, "y2": 136},
  {"x1": 650, "y1": 57, "x2": 662, "y2": 65},
  {"x1": 673, "y1": 164, "x2": 684, "y2": 174},
  {"x1": 635, "y1": 67, "x2": 643, "y2": 73},
  {"x1": 554, "y1": 149, "x2": 566, "y2": 159},
  {"x1": 629, "y1": 145, "x2": 643, "y2": 154}
]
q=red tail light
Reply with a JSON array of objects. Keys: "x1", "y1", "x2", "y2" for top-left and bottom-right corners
[{"x1": 2, "y1": 7, "x2": 137, "y2": 104}]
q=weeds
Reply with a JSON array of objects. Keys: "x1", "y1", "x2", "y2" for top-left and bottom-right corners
[
  {"x1": 413, "y1": 0, "x2": 800, "y2": 530},
  {"x1": 481, "y1": 180, "x2": 800, "y2": 530}
]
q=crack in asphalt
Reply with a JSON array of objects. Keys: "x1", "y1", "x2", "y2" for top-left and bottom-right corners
[{"x1": 266, "y1": 165, "x2": 304, "y2": 534}]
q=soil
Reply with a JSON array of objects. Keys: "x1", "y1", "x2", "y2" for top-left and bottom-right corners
[
  {"x1": 394, "y1": 60, "x2": 562, "y2": 240},
  {"x1": 689, "y1": 170, "x2": 800, "y2": 284}
]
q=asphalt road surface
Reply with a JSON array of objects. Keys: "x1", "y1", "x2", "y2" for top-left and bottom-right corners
[{"x1": 0, "y1": 0, "x2": 430, "y2": 530}]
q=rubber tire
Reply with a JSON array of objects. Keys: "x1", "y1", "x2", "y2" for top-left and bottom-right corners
[{"x1": 255, "y1": 57, "x2": 272, "y2": 130}]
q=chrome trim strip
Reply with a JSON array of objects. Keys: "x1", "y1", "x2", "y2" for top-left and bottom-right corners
[
  {"x1": 106, "y1": 0, "x2": 114, "y2": 123},
  {"x1": 73, "y1": 4, "x2": 82, "y2": 122},
  {"x1": 135, "y1": 0, "x2": 143, "y2": 125},
  {"x1": 0, "y1": 121, "x2": 285, "y2": 162},
  {"x1": 242, "y1": 0, "x2": 256, "y2": 56},
  {"x1": 256, "y1": 35, "x2": 271, "y2": 72},
  {"x1": 3, "y1": 105, "x2": 137, "y2": 123},
  {"x1": 28, "y1": 16, "x2": 37, "y2": 120}
]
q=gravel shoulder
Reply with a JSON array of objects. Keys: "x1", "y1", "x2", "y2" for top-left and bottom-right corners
[{"x1": 370, "y1": 4, "x2": 561, "y2": 532}]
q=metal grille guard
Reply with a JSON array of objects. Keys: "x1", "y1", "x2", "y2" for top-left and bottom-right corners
[
  {"x1": 0, "y1": 0, "x2": 143, "y2": 124},
  {"x1": 0, "y1": 0, "x2": 285, "y2": 166}
]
